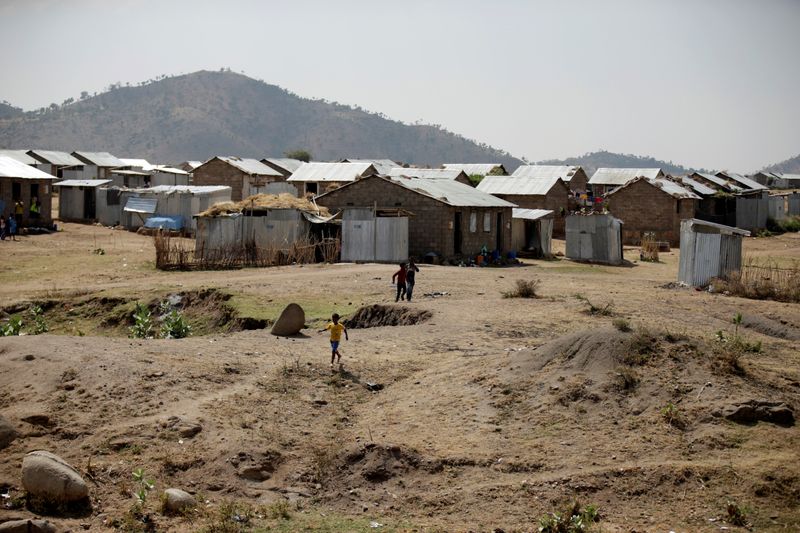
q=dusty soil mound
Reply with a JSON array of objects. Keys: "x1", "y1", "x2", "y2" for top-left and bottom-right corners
[
  {"x1": 1, "y1": 289, "x2": 267, "y2": 336},
  {"x1": 340, "y1": 443, "x2": 437, "y2": 483},
  {"x1": 344, "y1": 304, "x2": 432, "y2": 329},
  {"x1": 742, "y1": 314, "x2": 800, "y2": 341}
]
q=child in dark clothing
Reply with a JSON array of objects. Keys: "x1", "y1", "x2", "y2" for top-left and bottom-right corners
[{"x1": 392, "y1": 262, "x2": 407, "y2": 302}]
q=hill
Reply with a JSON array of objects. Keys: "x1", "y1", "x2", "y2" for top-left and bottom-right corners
[
  {"x1": 0, "y1": 101, "x2": 23, "y2": 120},
  {"x1": 537, "y1": 150, "x2": 700, "y2": 177},
  {"x1": 762, "y1": 153, "x2": 800, "y2": 174},
  {"x1": 0, "y1": 70, "x2": 522, "y2": 168}
]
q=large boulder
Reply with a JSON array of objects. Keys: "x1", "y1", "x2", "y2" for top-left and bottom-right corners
[
  {"x1": 0, "y1": 519, "x2": 59, "y2": 533},
  {"x1": 21, "y1": 451, "x2": 89, "y2": 502},
  {"x1": 0, "y1": 415, "x2": 18, "y2": 450},
  {"x1": 722, "y1": 400, "x2": 795, "y2": 427},
  {"x1": 270, "y1": 303, "x2": 305, "y2": 336},
  {"x1": 162, "y1": 488, "x2": 196, "y2": 514}
]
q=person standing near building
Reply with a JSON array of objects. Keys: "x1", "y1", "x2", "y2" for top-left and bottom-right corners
[
  {"x1": 14, "y1": 200, "x2": 23, "y2": 223},
  {"x1": 29, "y1": 197, "x2": 40, "y2": 220},
  {"x1": 405, "y1": 259, "x2": 420, "y2": 302},
  {"x1": 7, "y1": 215, "x2": 17, "y2": 241},
  {"x1": 392, "y1": 262, "x2": 407, "y2": 302}
]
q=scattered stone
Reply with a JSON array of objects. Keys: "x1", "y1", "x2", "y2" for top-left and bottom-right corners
[
  {"x1": 178, "y1": 424, "x2": 202, "y2": 438},
  {"x1": 0, "y1": 415, "x2": 18, "y2": 450},
  {"x1": 22, "y1": 450, "x2": 89, "y2": 502},
  {"x1": 23, "y1": 354, "x2": 35, "y2": 361},
  {"x1": 312, "y1": 399, "x2": 328, "y2": 406},
  {"x1": 21, "y1": 415, "x2": 53, "y2": 427},
  {"x1": 108, "y1": 438, "x2": 131, "y2": 451},
  {"x1": 162, "y1": 488, "x2": 196, "y2": 514},
  {"x1": 0, "y1": 519, "x2": 59, "y2": 533},
  {"x1": 720, "y1": 400, "x2": 795, "y2": 427},
  {"x1": 270, "y1": 303, "x2": 306, "y2": 336},
  {"x1": 365, "y1": 382, "x2": 384, "y2": 392}
]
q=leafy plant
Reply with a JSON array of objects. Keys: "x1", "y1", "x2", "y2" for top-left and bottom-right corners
[
  {"x1": 1, "y1": 315, "x2": 23, "y2": 336},
  {"x1": 538, "y1": 501, "x2": 600, "y2": 532},
  {"x1": 160, "y1": 310, "x2": 191, "y2": 339},
  {"x1": 132, "y1": 468, "x2": 155, "y2": 506},
  {"x1": 29, "y1": 305, "x2": 48, "y2": 335},
  {"x1": 661, "y1": 402, "x2": 686, "y2": 430},
  {"x1": 130, "y1": 303, "x2": 153, "y2": 339}
]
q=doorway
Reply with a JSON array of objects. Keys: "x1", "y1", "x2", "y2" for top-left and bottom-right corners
[
  {"x1": 454, "y1": 212, "x2": 462, "y2": 255},
  {"x1": 83, "y1": 187, "x2": 96, "y2": 219}
]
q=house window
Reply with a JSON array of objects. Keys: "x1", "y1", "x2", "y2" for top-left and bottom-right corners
[
  {"x1": 469, "y1": 212, "x2": 477, "y2": 233},
  {"x1": 306, "y1": 183, "x2": 318, "y2": 195},
  {"x1": 483, "y1": 212, "x2": 491, "y2": 232},
  {"x1": 12, "y1": 182, "x2": 21, "y2": 201}
]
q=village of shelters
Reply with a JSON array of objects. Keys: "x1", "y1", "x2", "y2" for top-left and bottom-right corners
[{"x1": 0, "y1": 146, "x2": 799, "y2": 283}]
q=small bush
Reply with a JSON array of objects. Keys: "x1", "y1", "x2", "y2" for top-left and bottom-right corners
[
  {"x1": 661, "y1": 402, "x2": 686, "y2": 430},
  {"x1": 29, "y1": 305, "x2": 48, "y2": 335},
  {"x1": 160, "y1": 310, "x2": 191, "y2": 339},
  {"x1": 622, "y1": 326, "x2": 658, "y2": 365},
  {"x1": 1, "y1": 315, "x2": 23, "y2": 336},
  {"x1": 726, "y1": 501, "x2": 749, "y2": 527},
  {"x1": 714, "y1": 260, "x2": 800, "y2": 303},
  {"x1": 202, "y1": 501, "x2": 254, "y2": 533},
  {"x1": 130, "y1": 303, "x2": 153, "y2": 339},
  {"x1": 780, "y1": 216, "x2": 800, "y2": 232},
  {"x1": 503, "y1": 279, "x2": 541, "y2": 299},
  {"x1": 612, "y1": 318, "x2": 631, "y2": 332},
  {"x1": 639, "y1": 233, "x2": 659, "y2": 262},
  {"x1": 537, "y1": 501, "x2": 600, "y2": 532},
  {"x1": 574, "y1": 294, "x2": 614, "y2": 316}
]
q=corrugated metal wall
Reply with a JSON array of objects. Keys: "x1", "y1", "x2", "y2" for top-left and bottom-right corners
[
  {"x1": 768, "y1": 196, "x2": 787, "y2": 221},
  {"x1": 341, "y1": 209, "x2": 408, "y2": 262},
  {"x1": 58, "y1": 188, "x2": 85, "y2": 220},
  {"x1": 678, "y1": 220, "x2": 744, "y2": 287},
  {"x1": 195, "y1": 210, "x2": 311, "y2": 259},
  {"x1": 565, "y1": 215, "x2": 622, "y2": 265},
  {"x1": 787, "y1": 194, "x2": 800, "y2": 217},
  {"x1": 735, "y1": 195, "x2": 768, "y2": 231}
]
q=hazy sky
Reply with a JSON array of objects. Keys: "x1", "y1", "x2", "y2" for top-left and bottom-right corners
[{"x1": 1, "y1": 0, "x2": 798, "y2": 171}]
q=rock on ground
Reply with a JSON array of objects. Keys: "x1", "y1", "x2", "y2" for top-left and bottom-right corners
[
  {"x1": 0, "y1": 415, "x2": 18, "y2": 450},
  {"x1": 162, "y1": 488, "x2": 196, "y2": 514},
  {"x1": 0, "y1": 519, "x2": 59, "y2": 532},
  {"x1": 21, "y1": 451, "x2": 89, "y2": 502},
  {"x1": 270, "y1": 303, "x2": 305, "y2": 336},
  {"x1": 722, "y1": 400, "x2": 795, "y2": 426}
]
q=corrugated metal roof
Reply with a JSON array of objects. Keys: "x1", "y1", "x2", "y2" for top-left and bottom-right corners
[
  {"x1": 513, "y1": 208, "x2": 553, "y2": 220},
  {"x1": 696, "y1": 173, "x2": 742, "y2": 192},
  {"x1": 123, "y1": 197, "x2": 158, "y2": 214},
  {"x1": 442, "y1": 163, "x2": 505, "y2": 176},
  {"x1": 152, "y1": 166, "x2": 189, "y2": 175},
  {"x1": 511, "y1": 165, "x2": 580, "y2": 181},
  {"x1": 263, "y1": 158, "x2": 304, "y2": 174},
  {"x1": 343, "y1": 159, "x2": 399, "y2": 173},
  {"x1": 588, "y1": 168, "x2": 662, "y2": 186},
  {"x1": 184, "y1": 161, "x2": 202, "y2": 169},
  {"x1": 683, "y1": 218, "x2": 750, "y2": 236},
  {"x1": 388, "y1": 175, "x2": 516, "y2": 207},
  {"x1": 288, "y1": 162, "x2": 375, "y2": 182},
  {"x1": 0, "y1": 150, "x2": 36, "y2": 165},
  {"x1": 718, "y1": 172, "x2": 768, "y2": 191},
  {"x1": 680, "y1": 176, "x2": 716, "y2": 196},
  {"x1": 0, "y1": 156, "x2": 59, "y2": 180},
  {"x1": 112, "y1": 169, "x2": 151, "y2": 176},
  {"x1": 55, "y1": 179, "x2": 112, "y2": 188},
  {"x1": 606, "y1": 177, "x2": 700, "y2": 200},
  {"x1": 146, "y1": 185, "x2": 230, "y2": 194},
  {"x1": 120, "y1": 158, "x2": 154, "y2": 170},
  {"x1": 476, "y1": 175, "x2": 564, "y2": 196},
  {"x1": 72, "y1": 151, "x2": 125, "y2": 167},
  {"x1": 28, "y1": 150, "x2": 83, "y2": 167},
  {"x1": 780, "y1": 173, "x2": 800, "y2": 181},
  {"x1": 215, "y1": 156, "x2": 282, "y2": 176},
  {"x1": 387, "y1": 168, "x2": 466, "y2": 180}
]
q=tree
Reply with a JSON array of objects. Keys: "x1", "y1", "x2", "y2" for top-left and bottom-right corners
[
  {"x1": 80, "y1": 91, "x2": 89, "y2": 100},
  {"x1": 284, "y1": 149, "x2": 311, "y2": 162}
]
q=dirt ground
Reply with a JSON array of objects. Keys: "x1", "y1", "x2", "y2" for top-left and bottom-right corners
[{"x1": 1, "y1": 223, "x2": 799, "y2": 532}]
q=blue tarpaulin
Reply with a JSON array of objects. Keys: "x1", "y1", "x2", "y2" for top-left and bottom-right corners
[{"x1": 144, "y1": 216, "x2": 184, "y2": 230}]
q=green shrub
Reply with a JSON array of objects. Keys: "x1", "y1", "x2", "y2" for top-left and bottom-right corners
[
  {"x1": 538, "y1": 501, "x2": 600, "y2": 532},
  {"x1": 160, "y1": 310, "x2": 191, "y2": 339},
  {"x1": 129, "y1": 303, "x2": 153, "y2": 339},
  {"x1": 29, "y1": 305, "x2": 48, "y2": 335},
  {"x1": 1, "y1": 315, "x2": 23, "y2": 336}
]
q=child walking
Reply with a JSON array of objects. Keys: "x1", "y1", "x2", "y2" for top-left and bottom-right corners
[
  {"x1": 320, "y1": 313, "x2": 348, "y2": 369},
  {"x1": 392, "y1": 262, "x2": 407, "y2": 302}
]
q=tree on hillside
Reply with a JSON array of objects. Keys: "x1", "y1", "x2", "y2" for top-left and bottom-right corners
[{"x1": 284, "y1": 149, "x2": 311, "y2": 162}]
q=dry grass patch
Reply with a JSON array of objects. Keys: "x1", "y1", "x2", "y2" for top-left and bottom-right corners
[{"x1": 502, "y1": 278, "x2": 541, "y2": 298}]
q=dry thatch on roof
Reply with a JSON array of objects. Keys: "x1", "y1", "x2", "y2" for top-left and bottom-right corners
[{"x1": 198, "y1": 193, "x2": 330, "y2": 217}]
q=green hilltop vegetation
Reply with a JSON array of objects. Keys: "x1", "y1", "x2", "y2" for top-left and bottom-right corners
[
  {"x1": 0, "y1": 70, "x2": 522, "y2": 168},
  {"x1": 762, "y1": 152, "x2": 800, "y2": 174},
  {"x1": 0, "y1": 101, "x2": 24, "y2": 120},
  {"x1": 536, "y1": 150, "x2": 703, "y2": 177}
]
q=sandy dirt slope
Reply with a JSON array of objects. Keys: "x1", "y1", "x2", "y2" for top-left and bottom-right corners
[{"x1": 0, "y1": 223, "x2": 798, "y2": 532}]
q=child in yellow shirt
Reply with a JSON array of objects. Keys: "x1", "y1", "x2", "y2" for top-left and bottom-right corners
[{"x1": 320, "y1": 313, "x2": 348, "y2": 368}]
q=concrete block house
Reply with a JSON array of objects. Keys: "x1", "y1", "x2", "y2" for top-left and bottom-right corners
[
  {"x1": 510, "y1": 165, "x2": 589, "y2": 194},
  {"x1": 28, "y1": 150, "x2": 84, "y2": 178},
  {"x1": 287, "y1": 162, "x2": 378, "y2": 196},
  {"x1": 476, "y1": 175, "x2": 570, "y2": 237},
  {"x1": 386, "y1": 167, "x2": 472, "y2": 186},
  {"x1": 192, "y1": 157, "x2": 285, "y2": 201},
  {"x1": 604, "y1": 176, "x2": 699, "y2": 246},
  {"x1": 0, "y1": 156, "x2": 58, "y2": 226},
  {"x1": 317, "y1": 174, "x2": 515, "y2": 260},
  {"x1": 588, "y1": 168, "x2": 664, "y2": 197},
  {"x1": 71, "y1": 151, "x2": 126, "y2": 180}
]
